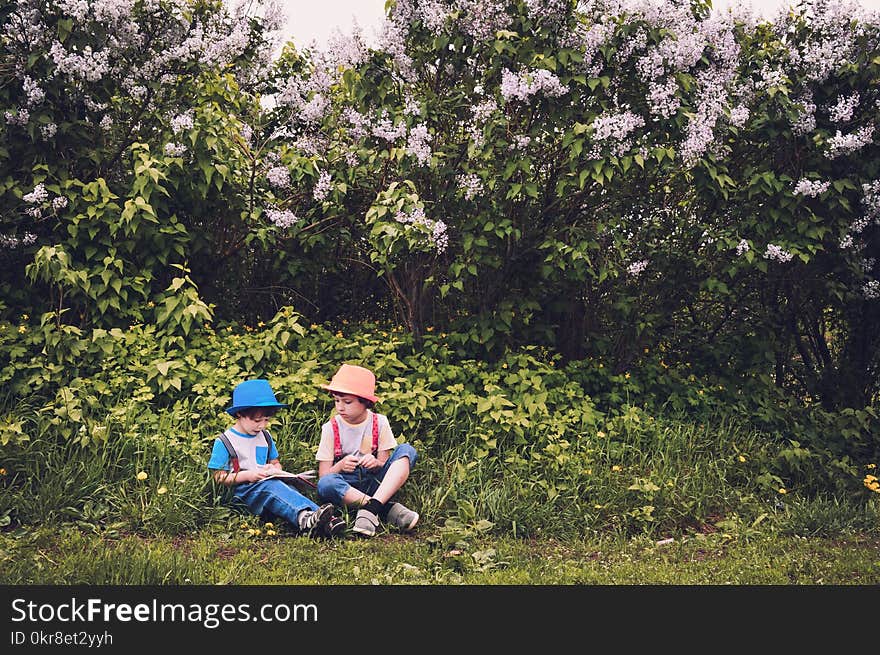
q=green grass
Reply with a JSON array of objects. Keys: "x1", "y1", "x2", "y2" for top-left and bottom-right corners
[{"x1": 1, "y1": 522, "x2": 878, "y2": 585}]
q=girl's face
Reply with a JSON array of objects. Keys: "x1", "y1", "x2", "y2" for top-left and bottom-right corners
[
  {"x1": 333, "y1": 393, "x2": 369, "y2": 424},
  {"x1": 236, "y1": 410, "x2": 275, "y2": 436}
]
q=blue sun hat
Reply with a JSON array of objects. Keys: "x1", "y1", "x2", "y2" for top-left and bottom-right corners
[{"x1": 226, "y1": 379, "x2": 288, "y2": 416}]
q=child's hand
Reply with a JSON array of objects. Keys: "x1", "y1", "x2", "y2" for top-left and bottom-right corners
[
  {"x1": 358, "y1": 453, "x2": 380, "y2": 470},
  {"x1": 339, "y1": 454, "x2": 361, "y2": 473}
]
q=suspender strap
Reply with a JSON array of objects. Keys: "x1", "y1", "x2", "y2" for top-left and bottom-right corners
[
  {"x1": 218, "y1": 429, "x2": 275, "y2": 474},
  {"x1": 218, "y1": 432, "x2": 240, "y2": 474},
  {"x1": 332, "y1": 413, "x2": 379, "y2": 462}
]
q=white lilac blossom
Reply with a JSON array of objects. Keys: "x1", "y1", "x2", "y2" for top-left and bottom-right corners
[
  {"x1": 313, "y1": 171, "x2": 332, "y2": 201},
  {"x1": 5, "y1": 109, "x2": 29, "y2": 126},
  {"x1": 840, "y1": 234, "x2": 854, "y2": 249},
  {"x1": 372, "y1": 112, "x2": 408, "y2": 142},
  {"x1": 863, "y1": 280, "x2": 880, "y2": 300},
  {"x1": 40, "y1": 123, "x2": 57, "y2": 139},
  {"x1": 792, "y1": 93, "x2": 817, "y2": 136},
  {"x1": 343, "y1": 108, "x2": 370, "y2": 140},
  {"x1": 793, "y1": 179, "x2": 830, "y2": 197},
  {"x1": 51, "y1": 196, "x2": 68, "y2": 210},
  {"x1": 627, "y1": 260, "x2": 648, "y2": 276},
  {"x1": 171, "y1": 111, "x2": 194, "y2": 134},
  {"x1": 265, "y1": 208, "x2": 299, "y2": 228},
  {"x1": 862, "y1": 180, "x2": 880, "y2": 221},
  {"x1": 22, "y1": 76, "x2": 45, "y2": 106},
  {"x1": 825, "y1": 125, "x2": 875, "y2": 159},
  {"x1": 729, "y1": 105, "x2": 750, "y2": 128},
  {"x1": 828, "y1": 92, "x2": 860, "y2": 123},
  {"x1": 23, "y1": 184, "x2": 48, "y2": 204},
  {"x1": 736, "y1": 239, "x2": 750, "y2": 256},
  {"x1": 266, "y1": 166, "x2": 291, "y2": 190},
  {"x1": 457, "y1": 173, "x2": 483, "y2": 200},
  {"x1": 454, "y1": 0, "x2": 510, "y2": 42},
  {"x1": 589, "y1": 109, "x2": 645, "y2": 157},
  {"x1": 405, "y1": 124, "x2": 432, "y2": 166},
  {"x1": 395, "y1": 206, "x2": 448, "y2": 253},
  {"x1": 763, "y1": 244, "x2": 794, "y2": 263},
  {"x1": 0, "y1": 232, "x2": 37, "y2": 248},
  {"x1": 163, "y1": 142, "x2": 187, "y2": 156},
  {"x1": 404, "y1": 97, "x2": 421, "y2": 116},
  {"x1": 647, "y1": 78, "x2": 681, "y2": 119},
  {"x1": 500, "y1": 68, "x2": 568, "y2": 103}
]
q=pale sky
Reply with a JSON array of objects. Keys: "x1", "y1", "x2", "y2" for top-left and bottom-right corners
[{"x1": 277, "y1": 0, "x2": 880, "y2": 48}]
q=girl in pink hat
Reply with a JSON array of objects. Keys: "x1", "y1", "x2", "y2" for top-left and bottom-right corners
[{"x1": 315, "y1": 364, "x2": 419, "y2": 537}]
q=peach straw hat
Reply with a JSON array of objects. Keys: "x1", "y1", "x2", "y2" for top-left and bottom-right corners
[{"x1": 320, "y1": 364, "x2": 380, "y2": 403}]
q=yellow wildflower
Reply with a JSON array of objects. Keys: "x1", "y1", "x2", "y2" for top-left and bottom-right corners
[
  {"x1": 596, "y1": 431, "x2": 606, "y2": 438},
  {"x1": 18, "y1": 325, "x2": 26, "y2": 333},
  {"x1": 738, "y1": 455, "x2": 746, "y2": 462},
  {"x1": 778, "y1": 488, "x2": 787, "y2": 494},
  {"x1": 157, "y1": 486, "x2": 167, "y2": 495},
  {"x1": 257, "y1": 321, "x2": 265, "y2": 327},
  {"x1": 611, "y1": 465, "x2": 621, "y2": 472},
  {"x1": 867, "y1": 463, "x2": 876, "y2": 470},
  {"x1": 21, "y1": 314, "x2": 29, "y2": 320},
  {"x1": 266, "y1": 529, "x2": 277, "y2": 536},
  {"x1": 264, "y1": 522, "x2": 274, "y2": 528},
  {"x1": 624, "y1": 372, "x2": 631, "y2": 379},
  {"x1": 0, "y1": 468, "x2": 6, "y2": 476},
  {"x1": 136, "y1": 471, "x2": 148, "y2": 481}
]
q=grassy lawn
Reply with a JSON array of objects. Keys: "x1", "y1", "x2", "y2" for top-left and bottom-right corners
[{"x1": 2, "y1": 523, "x2": 878, "y2": 585}]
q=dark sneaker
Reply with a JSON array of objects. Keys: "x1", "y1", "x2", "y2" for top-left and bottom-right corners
[
  {"x1": 321, "y1": 516, "x2": 346, "y2": 539},
  {"x1": 298, "y1": 503, "x2": 334, "y2": 536},
  {"x1": 353, "y1": 508, "x2": 379, "y2": 537},
  {"x1": 385, "y1": 502, "x2": 419, "y2": 531}
]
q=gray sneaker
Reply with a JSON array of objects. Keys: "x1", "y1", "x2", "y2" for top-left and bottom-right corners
[
  {"x1": 385, "y1": 502, "x2": 419, "y2": 531},
  {"x1": 298, "y1": 503, "x2": 334, "y2": 536},
  {"x1": 353, "y1": 508, "x2": 379, "y2": 537}
]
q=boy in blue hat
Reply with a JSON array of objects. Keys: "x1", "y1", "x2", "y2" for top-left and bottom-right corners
[{"x1": 208, "y1": 378, "x2": 345, "y2": 538}]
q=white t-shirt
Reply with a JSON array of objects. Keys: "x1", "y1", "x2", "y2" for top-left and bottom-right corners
[{"x1": 315, "y1": 411, "x2": 396, "y2": 462}]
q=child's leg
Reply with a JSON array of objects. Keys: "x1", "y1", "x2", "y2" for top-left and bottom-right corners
[
  {"x1": 369, "y1": 444, "x2": 417, "y2": 504},
  {"x1": 235, "y1": 479, "x2": 317, "y2": 526}
]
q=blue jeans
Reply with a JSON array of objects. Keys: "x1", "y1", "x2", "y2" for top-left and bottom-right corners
[
  {"x1": 317, "y1": 444, "x2": 418, "y2": 506},
  {"x1": 232, "y1": 478, "x2": 318, "y2": 531}
]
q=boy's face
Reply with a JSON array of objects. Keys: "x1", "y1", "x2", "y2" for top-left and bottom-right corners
[
  {"x1": 235, "y1": 409, "x2": 275, "y2": 436},
  {"x1": 332, "y1": 393, "x2": 369, "y2": 423}
]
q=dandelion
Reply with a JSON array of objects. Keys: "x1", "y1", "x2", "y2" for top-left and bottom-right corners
[
  {"x1": 778, "y1": 487, "x2": 787, "y2": 494},
  {"x1": 0, "y1": 468, "x2": 6, "y2": 475},
  {"x1": 18, "y1": 326, "x2": 25, "y2": 333},
  {"x1": 867, "y1": 464, "x2": 876, "y2": 470},
  {"x1": 738, "y1": 455, "x2": 746, "y2": 462},
  {"x1": 624, "y1": 372, "x2": 631, "y2": 379},
  {"x1": 241, "y1": 523, "x2": 249, "y2": 530},
  {"x1": 264, "y1": 522, "x2": 274, "y2": 528},
  {"x1": 596, "y1": 431, "x2": 606, "y2": 438},
  {"x1": 21, "y1": 314, "x2": 28, "y2": 321},
  {"x1": 612, "y1": 465, "x2": 622, "y2": 472},
  {"x1": 157, "y1": 486, "x2": 167, "y2": 495},
  {"x1": 594, "y1": 504, "x2": 603, "y2": 509},
  {"x1": 266, "y1": 529, "x2": 277, "y2": 536}
]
